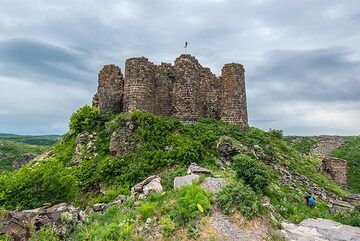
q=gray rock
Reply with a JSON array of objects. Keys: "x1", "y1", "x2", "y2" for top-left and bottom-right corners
[
  {"x1": 109, "y1": 121, "x2": 136, "y2": 157},
  {"x1": 131, "y1": 175, "x2": 163, "y2": 199},
  {"x1": 281, "y1": 218, "x2": 360, "y2": 241},
  {"x1": 187, "y1": 162, "x2": 211, "y2": 175},
  {"x1": 113, "y1": 195, "x2": 127, "y2": 205},
  {"x1": 200, "y1": 177, "x2": 226, "y2": 193},
  {"x1": 92, "y1": 203, "x2": 108, "y2": 212},
  {"x1": 72, "y1": 132, "x2": 98, "y2": 165},
  {"x1": 0, "y1": 203, "x2": 84, "y2": 240},
  {"x1": 12, "y1": 153, "x2": 36, "y2": 169},
  {"x1": 174, "y1": 174, "x2": 199, "y2": 189}
]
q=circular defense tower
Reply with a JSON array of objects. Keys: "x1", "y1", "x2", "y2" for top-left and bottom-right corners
[
  {"x1": 123, "y1": 57, "x2": 156, "y2": 113},
  {"x1": 219, "y1": 63, "x2": 248, "y2": 128}
]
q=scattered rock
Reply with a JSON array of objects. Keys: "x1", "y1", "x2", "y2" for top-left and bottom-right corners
[
  {"x1": 329, "y1": 200, "x2": 355, "y2": 214},
  {"x1": 343, "y1": 194, "x2": 360, "y2": 206},
  {"x1": 92, "y1": 203, "x2": 110, "y2": 212},
  {"x1": 216, "y1": 136, "x2": 241, "y2": 159},
  {"x1": 281, "y1": 218, "x2": 360, "y2": 241},
  {"x1": 0, "y1": 203, "x2": 84, "y2": 240},
  {"x1": 187, "y1": 162, "x2": 212, "y2": 175},
  {"x1": 12, "y1": 153, "x2": 36, "y2": 169},
  {"x1": 72, "y1": 132, "x2": 98, "y2": 165},
  {"x1": 131, "y1": 175, "x2": 163, "y2": 199},
  {"x1": 200, "y1": 177, "x2": 226, "y2": 193},
  {"x1": 174, "y1": 174, "x2": 200, "y2": 189},
  {"x1": 109, "y1": 120, "x2": 137, "y2": 157},
  {"x1": 113, "y1": 195, "x2": 127, "y2": 205}
]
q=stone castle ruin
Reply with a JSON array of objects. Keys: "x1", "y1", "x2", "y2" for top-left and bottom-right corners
[{"x1": 92, "y1": 54, "x2": 248, "y2": 128}]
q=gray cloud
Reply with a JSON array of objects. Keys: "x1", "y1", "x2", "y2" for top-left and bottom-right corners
[
  {"x1": 0, "y1": 39, "x2": 92, "y2": 86},
  {"x1": 248, "y1": 48, "x2": 360, "y2": 102},
  {"x1": 0, "y1": 0, "x2": 359, "y2": 135}
]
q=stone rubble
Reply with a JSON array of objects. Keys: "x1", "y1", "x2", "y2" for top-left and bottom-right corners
[
  {"x1": 0, "y1": 203, "x2": 84, "y2": 241},
  {"x1": 12, "y1": 153, "x2": 36, "y2": 169}
]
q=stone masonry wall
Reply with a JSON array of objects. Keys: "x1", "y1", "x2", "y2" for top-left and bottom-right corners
[
  {"x1": 154, "y1": 63, "x2": 175, "y2": 116},
  {"x1": 92, "y1": 55, "x2": 248, "y2": 127},
  {"x1": 123, "y1": 57, "x2": 156, "y2": 113},
  {"x1": 92, "y1": 64, "x2": 123, "y2": 113},
  {"x1": 173, "y1": 55, "x2": 202, "y2": 122},
  {"x1": 219, "y1": 63, "x2": 248, "y2": 128},
  {"x1": 322, "y1": 157, "x2": 348, "y2": 187}
]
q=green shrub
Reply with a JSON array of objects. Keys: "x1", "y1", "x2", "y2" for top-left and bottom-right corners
[
  {"x1": 159, "y1": 215, "x2": 176, "y2": 237},
  {"x1": 138, "y1": 201, "x2": 157, "y2": 221},
  {"x1": 171, "y1": 185, "x2": 210, "y2": 224},
  {"x1": 232, "y1": 154, "x2": 271, "y2": 193},
  {"x1": 0, "y1": 158, "x2": 77, "y2": 210},
  {"x1": 69, "y1": 105, "x2": 102, "y2": 133},
  {"x1": 30, "y1": 227, "x2": 59, "y2": 241},
  {"x1": 216, "y1": 182, "x2": 262, "y2": 219}
]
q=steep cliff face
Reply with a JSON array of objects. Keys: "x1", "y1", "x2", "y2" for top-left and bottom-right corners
[{"x1": 92, "y1": 54, "x2": 248, "y2": 128}]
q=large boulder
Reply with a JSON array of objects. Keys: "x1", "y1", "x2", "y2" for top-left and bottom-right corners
[
  {"x1": 174, "y1": 174, "x2": 200, "y2": 189},
  {"x1": 12, "y1": 153, "x2": 37, "y2": 169},
  {"x1": 200, "y1": 177, "x2": 226, "y2": 193},
  {"x1": 131, "y1": 175, "x2": 163, "y2": 199},
  {"x1": 109, "y1": 120, "x2": 137, "y2": 157},
  {"x1": 0, "y1": 203, "x2": 84, "y2": 240},
  {"x1": 281, "y1": 218, "x2": 360, "y2": 241}
]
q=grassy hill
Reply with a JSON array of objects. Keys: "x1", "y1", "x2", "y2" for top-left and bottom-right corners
[
  {"x1": 0, "y1": 134, "x2": 59, "y2": 172},
  {"x1": 0, "y1": 106, "x2": 358, "y2": 240}
]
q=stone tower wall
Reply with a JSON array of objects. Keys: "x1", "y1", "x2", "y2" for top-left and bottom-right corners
[
  {"x1": 123, "y1": 57, "x2": 156, "y2": 113},
  {"x1": 92, "y1": 64, "x2": 123, "y2": 113},
  {"x1": 92, "y1": 55, "x2": 248, "y2": 128},
  {"x1": 154, "y1": 63, "x2": 175, "y2": 116},
  {"x1": 200, "y1": 67, "x2": 220, "y2": 119},
  {"x1": 219, "y1": 63, "x2": 248, "y2": 128},
  {"x1": 173, "y1": 55, "x2": 202, "y2": 122}
]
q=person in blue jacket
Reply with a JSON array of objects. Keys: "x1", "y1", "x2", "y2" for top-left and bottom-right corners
[{"x1": 308, "y1": 195, "x2": 316, "y2": 207}]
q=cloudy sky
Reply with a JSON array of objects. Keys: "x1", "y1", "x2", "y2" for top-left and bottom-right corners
[{"x1": 0, "y1": 0, "x2": 359, "y2": 135}]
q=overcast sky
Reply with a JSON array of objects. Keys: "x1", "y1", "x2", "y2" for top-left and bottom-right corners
[{"x1": 0, "y1": 0, "x2": 359, "y2": 135}]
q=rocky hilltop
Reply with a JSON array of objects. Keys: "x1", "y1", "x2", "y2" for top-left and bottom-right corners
[{"x1": 92, "y1": 54, "x2": 248, "y2": 128}]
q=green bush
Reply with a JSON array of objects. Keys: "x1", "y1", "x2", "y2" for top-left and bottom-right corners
[
  {"x1": 232, "y1": 154, "x2": 271, "y2": 193},
  {"x1": 138, "y1": 201, "x2": 157, "y2": 221},
  {"x1": 30, "y1": 228, "x2": 59, "y2": 241},
  {"x1": 216, "y1": 182, "x2": 262, "y2": 219},
  {"x1": 0, "y1": 158, "x2": 77, "y2": 210},
  {"x1": 171, "y1": 185, "x2": 210, "y2": 224},
  {"x1": 159, "y1": 215, "x2": 176, "y2": 237},
  {"x1": 69, "y1": 105, "x2": 102, "y2": 133}
]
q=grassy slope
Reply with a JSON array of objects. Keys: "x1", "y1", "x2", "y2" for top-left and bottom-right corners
[
  {"x1": 331, "y1": 136, "x2": 360, "y2": 193},
  {"x1": 0, "y1": 138, "x2": 49, "y2": 172},
  {"x1": 0, "y1": 108, "x2": 358, "y2": 240}
]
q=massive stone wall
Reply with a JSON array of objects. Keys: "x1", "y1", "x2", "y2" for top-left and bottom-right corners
[
  {"x1": 322, "y1": 157, "x2": 348, "y2": 187},
  {"x1": 92, "y1": 54, "x2": 248, "y2": 128},
  {"x1": 92, "y1": 64, "x2": 123, "y2": 113},
  {"x1": 219, "y1": 63, "x2": 248, "y2": 127}
]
